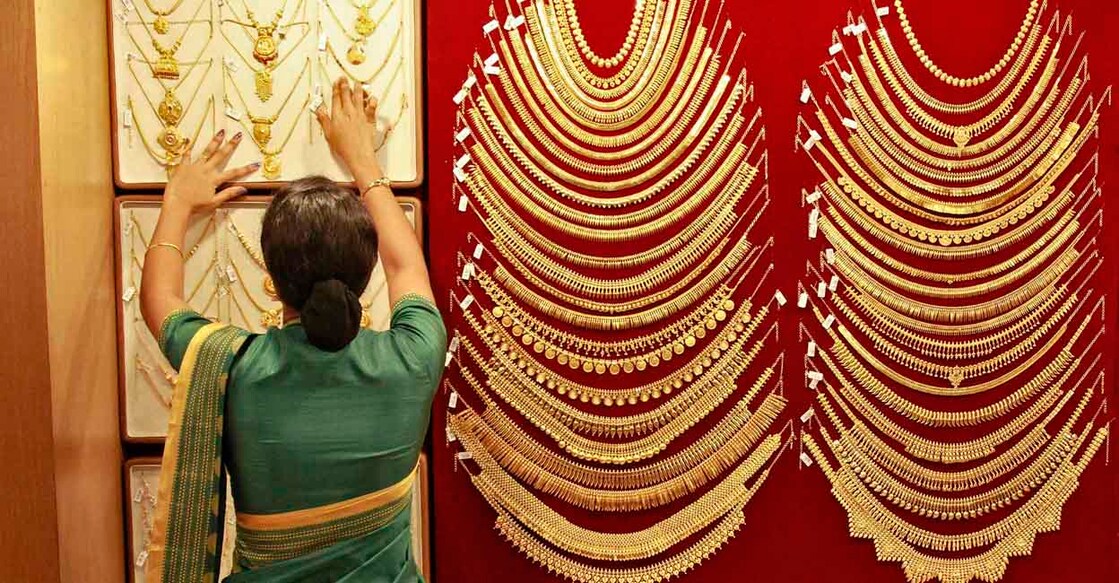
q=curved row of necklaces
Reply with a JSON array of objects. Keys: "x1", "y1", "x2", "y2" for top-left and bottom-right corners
[
  {"x1": 122, "y1": 0, "x2": 409, "y2": 177},
  {"x1": 442, "y1": 1, "x2": 785, "y2": 581},
  {"x1": 799, "y1": 2, "x2": 1107, "y2": 582}
]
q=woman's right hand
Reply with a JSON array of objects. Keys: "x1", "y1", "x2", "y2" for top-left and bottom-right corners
[{"x1": 315, "y1": 77, "x2": 382, "y2": 177}]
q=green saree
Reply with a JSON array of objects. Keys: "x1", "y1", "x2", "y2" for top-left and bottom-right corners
[{"x1": 147, "y1": 296, "x2": 447, "y2": 583}]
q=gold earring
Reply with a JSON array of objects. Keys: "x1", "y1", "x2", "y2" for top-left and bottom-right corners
[{"x1": 263, "y1": 275, "x2": 278, "y2": 300}]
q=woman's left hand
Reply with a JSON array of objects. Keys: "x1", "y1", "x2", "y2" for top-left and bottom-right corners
[{"x1": 164, "y1": 130, "x2": 259, "y2": 214}]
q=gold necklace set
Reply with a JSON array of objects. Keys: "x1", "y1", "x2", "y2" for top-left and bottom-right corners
[
  {"x1": 223, "y1": 57, "x2": 311, "y2": 179},
  {"x1": 221, "y1": 0, "x2": 310, "y2": 101},
  {"x1": 445, "y1": 1, "x2": 783, "y2": 580},
  {"x1": 799, "y1": 2, "x2": 1107, "y2": 582}
]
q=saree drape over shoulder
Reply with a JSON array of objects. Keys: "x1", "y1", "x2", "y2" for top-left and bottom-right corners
[{"x1": 146, "y1": 296, "x2": 447, "y2": 583}]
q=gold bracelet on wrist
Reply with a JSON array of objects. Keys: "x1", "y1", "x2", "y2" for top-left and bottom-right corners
[
  {"x1": 147, "y1": 242, "x2": 185, "y2": 259},
  {"x1": 361, "y1": 177, "x2": 392, "y2": 197}
]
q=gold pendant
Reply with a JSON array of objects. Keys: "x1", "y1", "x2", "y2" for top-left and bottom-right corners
[
  {"x1": 153, "y1": 54, "x2": 180, "y2": 80},
  {"x1": 157, "y1": 126, "x2": 183, "y2": 152},
  {"x1": 263, "y1": 276, "x2": 278, "y2": 300},
  {"x1": 157, "y1": 90, "x2": 183, "y2": 126},
  {"x1": 354, "y1": 7, "x2": 376, "y2": 37},
  {"x1": 255, "y1": 69, "x2": 274, "y2": 101},
  {"x1": 253, "y1": 27, "x2": 279, "y2": 66},
  {"x1": 361, "y1": 310, "x2": 371, "y2": 329},
  {"x1": 154, "y1": 15, "x2": 170, "y2": 35},
  {"x1": 947, "y1": 366, "x2": 965, "y2": 388},
  {"x1": 251, "y1": 118, "x2": 273, "y2": 147},
  {"x1": 262, "y1": 154, "x2": 281, "y2": 179},
  {"x1": 261, "y1": 308, "x2": 282, "y2": 329},
  {"x1": 952, "y1": 127, "x2": 972, "y2": 149},
  {"x1": 347, "y1": 43, "x2": 367, "y2": 65}
]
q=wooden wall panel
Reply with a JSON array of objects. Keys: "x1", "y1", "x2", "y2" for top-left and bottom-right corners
[
  {"x1": 0, "y1": 0, "x2": 62, "y2": 580},
  {"x1": 34, "y1": 0, "x2": 125, "y2": 580}
]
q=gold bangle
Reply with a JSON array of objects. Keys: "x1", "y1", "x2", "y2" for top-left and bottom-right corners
[
  {"x1": 147, "y1": 241, "x2": 185, "y2": 259},
  {"x1": 361, "y1": 177, "x2": 392, "y2": 197}
]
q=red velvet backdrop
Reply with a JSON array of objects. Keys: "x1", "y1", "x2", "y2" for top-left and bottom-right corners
[{"x1": 424, "y1": 1, "x2": 1119, "y2": 581}]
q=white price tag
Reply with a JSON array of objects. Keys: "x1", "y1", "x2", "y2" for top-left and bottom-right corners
[
  {"x1": 463, "y1": 74, "x2": 477, "y2": 89},
  {"x1": 806, "y1": 190, "x2": 822, "y2": 204},
  {"x1": 123, "y1": 108, "x2": 134, "y2": 129},
  {"x1": 483, "y1": 19, "x2": 500, "y2": 34},
  {"x1": 800, "y1": 452, "x2": 814, "y2": 467},
  {"x1": 454, "y1": 166, "x2": 467, "y2": 183},
  {"x1": 444, "y1": 352, "x2": 454, "y2": 367},
  {"x1": 455, "y1": 153, "x2": 471, "y2": 169},
  {"x1": 452, "y1": 88, "x2": 467, "y2": 105},
  {"x1": 318, "y1": 32, "x2": 327, "y2": 51},
  {"x1": 842, "y1": 118, "x2": 858, "y2": 129},
  {"x1": 841, "y1": 70, "x2": 854, "y2": 84},
  {"x1": 807, "y1": 341, "x2": 817, "y2": 358},
  {"x1": 457, "y1": 194, "x2": 469, "y2": 211},
  {"x1": 853, "y1": 22, "x2": 868, "y2": 35},
  {"x1": 456, "y1": 451, "x2": 473, "y2": 460},
  {"x1": 461, "y1": 262, "x2": 475, "y2": 281},
  {"x1": 122, "y1": 286, "x2": 137, "y2": 303},
  {"x1": 135, "y1": 550, "x2": 149, "y2": 568},
  {"x1": 825, "y1": 248, "x2": 836, "y2": 264},
  {"x1": 459, "y1": 294, "x2": 475, "y2": 311},
  {"x1": 817, "y1": 282, "x2": 827, "y2": 298},
  {"x1": 473, "y1": 243, "x2": 485, "y2": 260},
  {"x1": 877, "y1": 5, "x2": 891, "y2": 17},
  {"x1": 225, "y1": 106, "x2": 242, "y2": 121},
  {"x1": 809, "y1": 221, "x2": 819, "y2": 240},
  {"x1": 455, "y1": 127, "x2": 472, "y2": 143},
  {"x1": 800, "y1": 409, "x2": 814, "y2": 423},
  {"x1": 829, "y1": 43, "x2": 843, "y2": 56},
  {"x1": 829, "y1": 275, "x2": 840, "y2": 292},
  {"x1": 799, "y1": 85, "x2": 812, "y2": 104},
  {"x1": 309, "y1": 94, "x2": 324, "y2": 112},
  {"x1": 485, "y1": 53, "x2": 500, "y2": 67},
  {"x1": 483, "y1": 65, "x2": 501, "y2": 76},
  {"x1": 225, "y1": 265, "x2": 238, "y2": 283},
  {"x1": 843, "y1": 24, "x2": 855, "y2": 35},
  {"x1": 448, "y1": 335, "x2": 460, "y2": 353},
  {"x1": 775, "y1": 290, "x2": 787, "y2": 306},
  {"x1": 449, "y1": 391, "x2": 459, "y2": 409},
  {"x1": 823, "y1": 314, "x2": 836, "y2": 330},
  {"x1": 797, "y1": 292, "x2": 808, "y2": 309}
]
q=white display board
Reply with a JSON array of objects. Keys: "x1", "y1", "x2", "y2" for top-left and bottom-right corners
[
  {"x1": 127, "y1": 455, "x2": 430, "y2": 580},
  {"x1": 110, "y1": 0, "x2": 423, "y2": 188},
  {"x1": 117, "y1": 197, "x2": 420, "y2": 442}
]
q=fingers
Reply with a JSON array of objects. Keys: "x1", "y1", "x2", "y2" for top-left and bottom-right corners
[
  {"x1": 214, "y1": 186, "x2": 249, "y2": 206},
  {"x1": 364, "y1": 95, "x2": 378, "y2": 123},
  {"x1": 207, "y1": 131, "x2": 243, "y2": 169},
  {"x1": 179, "y1": 138, "x2": 193, "y2": 164},
  {"x1": 199, "y1": 130, "x2": 225, "y2": 162},
  {"x1": 337, "y1": 77, "x2": 354, "y2": 116},
  {"x1": 314, "y1": 104, "x2": 330, "y2": 129},
  {"x1": 331, "y1": 77, "x2": 344, "y2": 115},
  {"x1": 352, "y1": 80, "x2": 364, "y2": 111},
  {"x1": 218, "y1": 162, "x2": 261, "y2": 184}
]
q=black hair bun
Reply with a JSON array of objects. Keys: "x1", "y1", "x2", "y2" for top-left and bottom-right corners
[{"x1": 301, "y1": 279, "x2": 362, "y2": 352}]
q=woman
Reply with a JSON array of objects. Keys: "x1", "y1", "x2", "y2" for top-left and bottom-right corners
[{"x1": 139, "y1": 77, "x2": 447, "y2": 582}]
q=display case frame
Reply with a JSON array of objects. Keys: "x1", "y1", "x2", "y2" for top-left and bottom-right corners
[
  {"x1": 106, "y1": 0, "x2": 426, "y2": 190},
  {"x1": 114, "y1": 194, "x2": 424, "y2": 443}
]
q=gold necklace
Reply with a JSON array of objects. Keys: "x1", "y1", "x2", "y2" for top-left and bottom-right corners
[
  {"x1": 126, "y1": 54, "x2": 214, "y2": 165},
  {"x1": 449, "y1": 395, "x2": 784, "y2": 512},
  {"x1": 131, "y1": 0, "x2": 211, "y2": 80},
  {"x1": 224, "y1": 59, "x2": 311, "y2": 178},
  {"x1": 868, "y1": 5, "x2": 1049, "y2": 114},
  {"x1": 322, "y1": 0, "x2": 394, "y2": 65},
  {"x1": 222, "y1": 0, "x2": 309, "y2": 100},
  {"x1": 142, "y1": 0, "x2": 187, "y2": 35},
  {"x1": 557, "y1": 0, "x2": 646, "y2": 68},
  {"x1": 893, "y1": 0, "x2": 1040, "y2": 87},
  {"x1": 324, "y1": 28, "x2": 402, "y2": 84}
]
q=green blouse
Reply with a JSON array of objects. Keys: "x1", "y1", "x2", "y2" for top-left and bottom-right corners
[{"x1": 160, "y1": 296, "x2": 447, "y2": 582}]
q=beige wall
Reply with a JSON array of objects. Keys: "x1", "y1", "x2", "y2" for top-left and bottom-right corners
[{"x1": 34, "y1": 0, "x2": 125, "y2": 580}]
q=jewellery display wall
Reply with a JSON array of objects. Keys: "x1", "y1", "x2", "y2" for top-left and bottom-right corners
[
  {"x1": 125, "y1": 454, "x2": 431, "y2": 581},
  {"x1": 109, "y1": 0, "x2": 423, "y2": 188},
  {"x1": 115, "y1": 196, "x2": 421, "y2": 442},
  {"x1": 425, "y1": 0, "x2": 1119, "y2": 581},
  {"x1": 434, "y1": 0, "x2": 786, "y2": 581},
  {"x1": 795, "y1": 1, "x2": 1109, "y2": 582}
]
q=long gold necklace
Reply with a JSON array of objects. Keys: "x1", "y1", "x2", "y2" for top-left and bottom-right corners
[
  {"x1": 222, "y1": 0, "x2": 309, "y2": 100},
  {"x1": 557, "y1": 0, "x2": 647, "y2": 68},
  {"x1": 224, "y1": 58, "x2": 311, "y2": 178}
]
